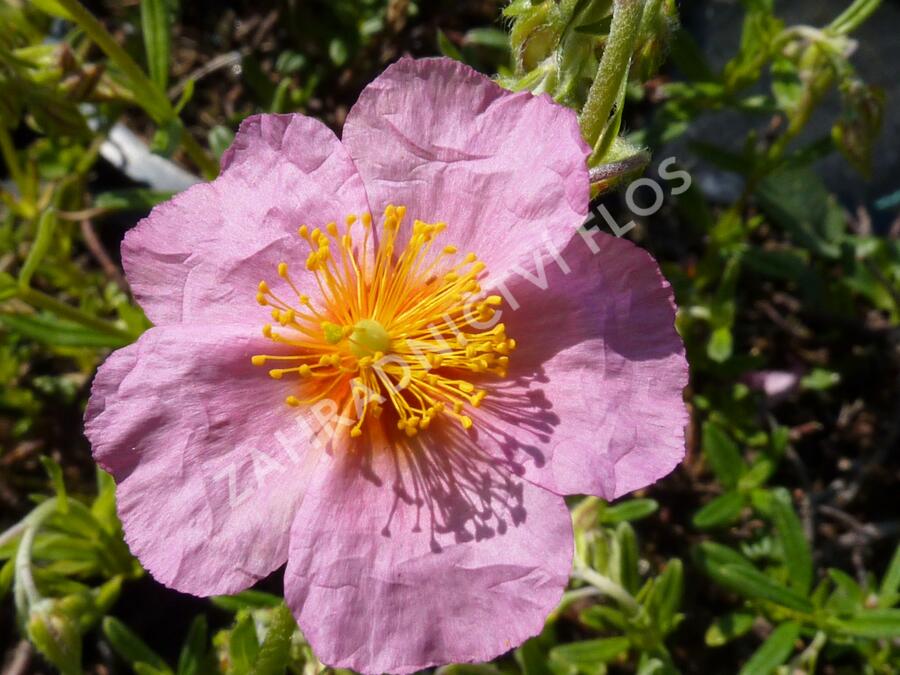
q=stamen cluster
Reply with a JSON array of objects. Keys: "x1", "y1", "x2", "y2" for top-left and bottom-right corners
[{"x1": 252, "y1": 205, "x2": 515, "y2": 439}]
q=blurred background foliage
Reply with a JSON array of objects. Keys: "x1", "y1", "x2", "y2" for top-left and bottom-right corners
[{"x1": 1, "y1": 0, "x2": 898, "y2": 673}]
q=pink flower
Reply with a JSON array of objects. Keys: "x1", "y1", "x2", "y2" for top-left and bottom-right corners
[{"x1": 85, "y1": 57, "x2": 688, "y2": 673}]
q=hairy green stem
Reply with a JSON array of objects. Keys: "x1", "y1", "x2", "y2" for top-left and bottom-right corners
[
  {"x1": 52, "y1": 0, "x2": 218, "y2": 178},
  {"x1": 579, "y1": 0, "x2": 645, "y2": 157},
  {"x1": 13, "y1": 500, "x2": 58, "y2": 617},
  {"x1": 573, "y1": 567, "x2": 641, "y2": 615}
]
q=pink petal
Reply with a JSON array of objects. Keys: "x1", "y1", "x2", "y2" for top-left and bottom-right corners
[
  {"x1": 284, "y1": 435, "x2": 572, "y2": 674},
  {"x1": 342, "y1": 57, "x2": 590, "y2": 282},
  {"x1": 475, "y1": 232, "x2": 689, "y2": 499},
  {"x1": 85, "y1": 324, "x2": 325, "y2": 595},
  {"x1": 123, "y1": 114, "x2": 369, "y2": 326}
]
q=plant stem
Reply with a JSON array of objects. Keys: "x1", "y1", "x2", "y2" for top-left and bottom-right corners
[
  {"x1": 0, "y1": 124, "x2": 26, "y2": 195},
  {"x1": 579, "y1": 0, "x2": 645, "y2": 157},
  {"x1": 17, "y1": 286, "x2": 138, "y2": 344},
  {"x1": 52, "y1": 0, "x2": 218, "y2": 179},
  {"x1": 13, "y1": 500, "x2": 58, "y2": 617},
  {"x1": 573, "y1": 567, "x2": 642, "y2": 615}
]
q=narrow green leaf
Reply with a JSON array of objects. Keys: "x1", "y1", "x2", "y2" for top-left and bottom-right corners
[
  {"x1": 102, "y1": 616, "x2": 170, "y2": 671},
  {"x1": 714, "y1": 564, "x2": 813, "y2": 613},
  {"x1": 551, "y1": 637, "x2": 630, "y2": 666},
  {"x1": 18, "y1": 208, "x2": 57, "y2": 288},
  {"x1": 770, "y1": 488, "x2": 813, "y2": 595},
  {"x1": 515, "y1": 637, "x2": 553, "y2": 675},
  {"x1": 617, "y1": 522, "x2": 640, "y2": 594},
  {"x1": 705, "y1": 612, "x2": 755, "y2": 646},
  {"x1": 738, "y1": 621, "x2": 800, "y2": 675},
  {"x1": 693, "y1": 491, "x2": 745, "y2": 529},
  {"x1": 600, "y1": 498, "x2": 658, "y2": 524},
  {"x1": 208, "y1": 125, "x2": 235, "y2": 160},
  {"x1": 878, "y1": 544, "x2": 900, "y2": 607},
  {"x1": 210, "y1": 590, "x2": 283, "y2": 612},
  {"x1": 252, "y1": 604, "x2": 295, "y2": 675},
  {"x1": 140, "y1": 0, "x2": 171, "y2": 90},
  {"x1": 437, "y1": 667, "x2": 504, "y2": 675},
  {"x1": 93, "y1": 188, "x2": 173, "y2": 212},
  {"x1": 701, "y1": 422, "x2": 745, "y2": 488},
  {"x1": 228, "y1": 613, "x2": 260, "y2": 674},
  {"x1": 39, "y1": 456, "x2": 68, "y2": 513},
  {"x1": 176, "y1": 615, "x2": 207, "y2": 675},
  {"x1": 0, "y1": 313, "x2": 131, "y2": 349},
  {"x1": 437, "y1": 29, "x2": 465, "y2": 62},
  {"x1": 830, "y1": 609, "x2": 900, "y2": 638}
]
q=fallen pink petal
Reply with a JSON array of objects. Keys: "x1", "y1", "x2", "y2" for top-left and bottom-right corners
[{"x1": 84, "y1": 57, "x2": 688, "y2": 673}]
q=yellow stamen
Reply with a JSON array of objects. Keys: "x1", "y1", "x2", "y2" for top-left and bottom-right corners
[{"x1": 250, "y1": 204, "x2": 512, "y2": 438}]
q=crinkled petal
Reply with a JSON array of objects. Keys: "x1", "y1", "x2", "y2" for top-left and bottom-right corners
[
  {"x1": 474, "y1": 232, "x2": 689, "y2": 499},
  {"x1": 284, "y1": 432, "x2": 572, "y2": 674},
  {"x1": 342, "y1": 57, "x2": 590, "y2": 281},
  {"x1": 85, "y1": 324, "x2": 324, "y2": 595},
  {"x1": 123, "y1": 114, "x2": 369, "y2": 326}
]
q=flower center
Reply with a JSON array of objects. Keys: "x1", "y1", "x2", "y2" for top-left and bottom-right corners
[{"x1": 251, "y1": 204, "x2": 514, "y2": 439}]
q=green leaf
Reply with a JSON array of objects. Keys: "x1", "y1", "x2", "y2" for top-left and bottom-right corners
[
  {"x1": 702, "y1": 422, "x2": 745, "y2": 489},
  {"x1": 93, "y1": 188, "x2": 173, "y2": 212},
  {"x1": 600, "y1": 498, "x2": 658, "y2": 524},
  {"x1": 437, "y1": 29, "x2": 465, "y2": 62},
  {"x1": 705, "y1": 612, "x2": 755, "y2": 646},
  {"x1": 176, "y1": 615, "x2": 207, "y2": 675},
  {"x1": 830, "y1": 609, "x2": 900, "y2": 638},
  {"x1": 102, "y1": 616, "x2": 170, "y2": 672},
  {"x1": 39, "y1": 455, "x2": 68, "y2": 513},
  {"x1": 878, "y1": 544, "x2": 900, "y2": 607},
  {"x1": 29, "y1": 0, "x2": 72, "y2": 18},
  {"x1": 0, "y1": 313, "x2": 131, "y2": 349},
  {"x1": 714, "y1": 564, "x2": 813, "y2": 613},
  {"x1": 141, "y1": 0, "x2": 172, "y2": 90},
  {"x1": 826, "y1": 568, "x2": 863, "y2": 614},
  {"x1": 756, "y1": 168, "x2": 842, "y2": 259},
  {"x1": 228, "y1": 613, "x2": 260, "y2": 674},
  {"x1": 695, "y1": 541, "x2": 756, "y2": 572},
  {"x1": 211, "y1": 590, "x2": 283, "y2": 612},
  {"x1": 648, "y1": 559, "x2": 684, "y2": 633},
  {"x1": 252, "y1": 604, "x2": 295, "y2": 675},
  {"x1": 800, "y1": 368, "x2": 840, "y2": 391},
  {"x1": 150, "y1": 118, "x2": 184, "y2": 158},
  {"x1": 18, "y1": 208, "x2": 57, "y2": 288},
  {"x1": 738, "y1": 621, "x2": 800, "y2": 675},
  {"x1": 551, "y1": 637, "x2": 630, "y2": 668},
  {"x1": 463, "y1": 27, "x2": 509, "y2": 51},
  {"x1": 770, "y1": 488, "x2": 813, "y2": 595},
  {"x1": 617, "y1": 522, "x2": 640, "y2": 594},
  {"x1": 207, "y1": 125, "x2": 235, "y2": 160},
  {"x1": 437, "y1": 667, "x2": 504, "y2": 675},
  {"x1": 515, "y1": 636, "x2": 553, "y2": 675},
  {"x1": 693, "y1": 491, "x2": 745, "y2": 529}
]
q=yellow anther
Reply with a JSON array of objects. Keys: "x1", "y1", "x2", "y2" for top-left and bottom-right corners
[
  {"x1": 254, "y1": 202, "x2": 514, "y2": 433},
  {"x1": 322, "y1": 322, "x2": 344, "y2": 344}
]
